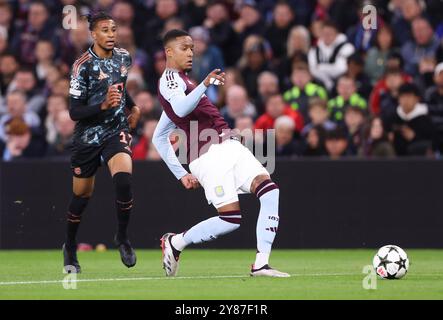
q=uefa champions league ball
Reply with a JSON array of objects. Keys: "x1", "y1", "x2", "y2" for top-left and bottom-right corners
[{"x1": 372, "y1": 245, "x2": 409, "y2": 279}]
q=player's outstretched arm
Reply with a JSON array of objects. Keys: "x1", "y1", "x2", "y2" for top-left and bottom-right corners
[
  {"x1": 166, "y1": 69, "x2": 225, "y2": 118},
  {"x1": 152, "y1": 112, "x2": 188, "y2": 180}
]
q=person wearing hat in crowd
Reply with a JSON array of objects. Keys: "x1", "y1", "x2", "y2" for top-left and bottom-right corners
[
  {"x1": 425, "y1": 62, "x2": 443, "y2": 153},
  {"x1": 387, "y1": 83, "x2": 435, "y2": 156}
]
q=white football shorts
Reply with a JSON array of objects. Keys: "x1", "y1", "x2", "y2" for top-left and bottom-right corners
[{"x1": 189, "y1": 139, "x2": 269, "y2": 209}]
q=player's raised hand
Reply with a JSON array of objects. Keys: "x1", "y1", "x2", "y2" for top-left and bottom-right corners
[
  {"x1": 101, "y1": 86, "x2": 121, "y2": 110},
  {"x1": 180, "y1": 173, "x2": 201, "y2": 190},
  {"x1": 204, "y1": 69, "x2": 225, "y2": 87}
]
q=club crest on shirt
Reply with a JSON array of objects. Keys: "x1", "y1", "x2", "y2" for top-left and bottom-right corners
[
  {"x1": 215, "y1": 186, "x2": 225, "y2": 197},
  {"x1": 167, "y1": 80, "x2": 179, "y2": 89}
]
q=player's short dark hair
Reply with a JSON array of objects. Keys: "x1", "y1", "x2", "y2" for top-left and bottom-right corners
[
  {"x1": 84, "y1": 11, "x2": 114, "y2": 31},
  {"x1": 163, "y1": 29, "x2": 190, "y2": 47}
]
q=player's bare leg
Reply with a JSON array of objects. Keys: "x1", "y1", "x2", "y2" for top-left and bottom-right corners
[
  {"x1": 250, "y1": 174, "x2": 290, "y2": 277},
  {"x1": 63, "y1": 176, "x2": 95, "y2": 273},
  {"x1": 108, "y1": 152, "x2": 137, "y2": 268},
  {"x1": 162, "y1": 201, "x2": 242, "y2": 277}
]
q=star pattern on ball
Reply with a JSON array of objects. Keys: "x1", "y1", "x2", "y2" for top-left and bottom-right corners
[
  {"x1": 395, "y1": 257, "x2": 407, "y2": 270},
  {"x1": 378, "y1": 254, "x2": 391, "y2": 269}
]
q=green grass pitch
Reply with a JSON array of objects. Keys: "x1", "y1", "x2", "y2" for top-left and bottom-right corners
[{"x1": 0, "y1": 249, "x2": 442, "y2": 299}]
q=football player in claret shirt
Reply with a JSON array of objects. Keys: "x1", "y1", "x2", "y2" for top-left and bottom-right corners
[
  {"x1": 153, "y1": 29, "x2": 290, "y2": 278},
  {"x1": 63, "y1": 12, "x2": 140, "y2": 273}
]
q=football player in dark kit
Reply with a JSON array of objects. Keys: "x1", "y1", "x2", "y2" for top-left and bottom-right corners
[{"x1": 63, "y1": 12, "x2": 141, "y2": 273}]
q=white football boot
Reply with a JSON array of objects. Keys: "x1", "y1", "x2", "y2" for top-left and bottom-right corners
[
  {"x1": 250, "y1": 264, "x2": 290, "y2": 277},
  {"x1": 160, "y1": 233, "x2": 180, "y2": 277}
]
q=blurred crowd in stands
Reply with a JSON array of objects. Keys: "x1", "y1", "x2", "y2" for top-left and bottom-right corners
[{"x1": 1, "y1": 0, "x2": 443, "y2": 161}]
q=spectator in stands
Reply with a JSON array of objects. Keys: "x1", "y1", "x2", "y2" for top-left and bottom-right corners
[
  {"x1": 8, "y1": 68, "x2": 45, "y2": 115},
  {"x1": 59, "y1": 19, "x2": 91, "y2": 67},
  {"x1": 364, "y1": 26, "x2": 396, "y2": 85},
  {"x1": 204, "y1": 1, "x2": 240, "y2": 67},
  {"x1": 276, "y1": 26, "x2": 311, "y2": 89},
  {"x1": 301, "y1": 98, "x2": 336, "y2": 136},
  {"x1": 378, "y1": 69, "x2": 407, "y2": 125},
  {"x1": 344, "y1": 106, "x2": 366, "y2": 155},
  {"x1": 311, "y1": 0, "x2": 359, "y2": 33},
  {"x1": 46, "y1": 110, "x2": 74, "y2": 158},
  {"x1": 0, "y1": 26, "x2": 7, "y2": 56},
  {"x1": 34, "y1": 40, "x2": 55, "y2": 86},
  {"x1": 301, "y1": 125, "x2": 327, "y2": 157},
  {"x1": 370, "y1": 53, "x2": 413, "y2": 115},
  {"x1": 0, "y1": 2, "x2": 13, "y2": 39},
  {"x1": 146, "y1": 49, "x2": 167, "y2": 93},
  {"x1": 391, "y1": 0, "x2": 424, "y2": 46},
  {"x1": 233, "y1": 0, "x2": 265, "y2": 43},
  {"x1": 283, "y1": 63, "x2": 328, "y2": 122},
  {"x1": 388, "y1": 83, "x2": 435, "y2": 156},
  {"x1": 10, "y1": 0, "x2": 58, "y2": 66},
  {"x1": 144, "y1": 0, "x2": 180, "y2": 55},
  {"x1": 308, "y1": 20, "x2": 355, "y2": 91},
  {"x1": 0, "y1": 52, "x2": 19, "y2": 101},
  {"x1": 346, "y1": 53, "x2": 372, "y2": 100},
  {"x1": 0, "y1": 117, "x2": 46, "y2": 161},
  {"x1": 359, "y1": 116, "x2": 396, "y2": 158},
  {"x1": 45, "y1": 94, "x2": 68, "y2": 145},
  {"x1": 255, "y1": 71, "x2": 280, "y2": 116},
  {"x1": 328, "y1": 76, "x2": 367, "y2": 123},
  {"x1": 188, "y1": 26, "x2": 224, "y2": 103},
  {"x1": 234, "y1": 114, "x2": 254, "y2": 142},
  {"x1": 239, "y1": 36, "x2": 270, "y2": 101},
  {"x1": 220, "y1": 85, "x2": 256, "y2": 129},
  {"x1": 182, "y1": 0, "x2": 207, "y2": 28},
  {"x1": 264, "y1": 1, "x2": 295, "y2": 62},
  {"x1": 132, "y1": 117, "x2": 159, "y2": 160},
  {"x1": 132, "y1": 91, "x2": 161, "y2": 141},
  {"x1": 425, "y1": 63, "x2": 443, "y2": 153},
  {"x1": 216, "y1": 67, "x2": 244, "y2": 109},
  {"x1": 254, "y1": 94, "x2": 304, "y2": 134},
  {"x1": 274, "y1": 115, "x2": 298, "y2": 158},
  {"x1": 325, "y1": 126, "x2": 352, "y2": 159},
  {"x1": 117, "y1": 25, "x2": 149, "y2": 80},
  {"x1": 415, "y1": 56, "x2": 437, "y2": 94},
  {"x1": 0, "y1": 90, "x2": 40, "y2": 142},
  {"x1": 401, "y1": 17, "x2": 440, "y2": 77}
]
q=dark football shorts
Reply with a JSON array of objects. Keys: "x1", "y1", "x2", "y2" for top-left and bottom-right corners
[{"x1": 70, "y1": 131, "x2": 133, "y2": 178}]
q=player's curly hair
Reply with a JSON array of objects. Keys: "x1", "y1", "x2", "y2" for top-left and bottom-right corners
[{"x1": 82, "y1": 11, "x2": 114, "y2": 31}]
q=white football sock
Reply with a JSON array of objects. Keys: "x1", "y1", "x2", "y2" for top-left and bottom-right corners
[
  {"x1": 255, "y1": 185, "x2": 279, "y2": 268},
  {"x1": 181, "y1": 213, "x2": 241, "y2": 247}
]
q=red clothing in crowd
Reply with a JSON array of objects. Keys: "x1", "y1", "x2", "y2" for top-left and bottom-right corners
[
  {"x1": 254, "y1": 107, "x2": 304, "y2": 132},
  {"x1": 132, "y1": 136, "x2": 149, "y2": 160},
  {"x1": 370, "y1": 73, "x2": 412, "y2": 115}
]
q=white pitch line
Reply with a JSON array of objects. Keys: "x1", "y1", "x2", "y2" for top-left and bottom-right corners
[{"x1": 0, "y1": 273, "x2": 356, "y2": 286}]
